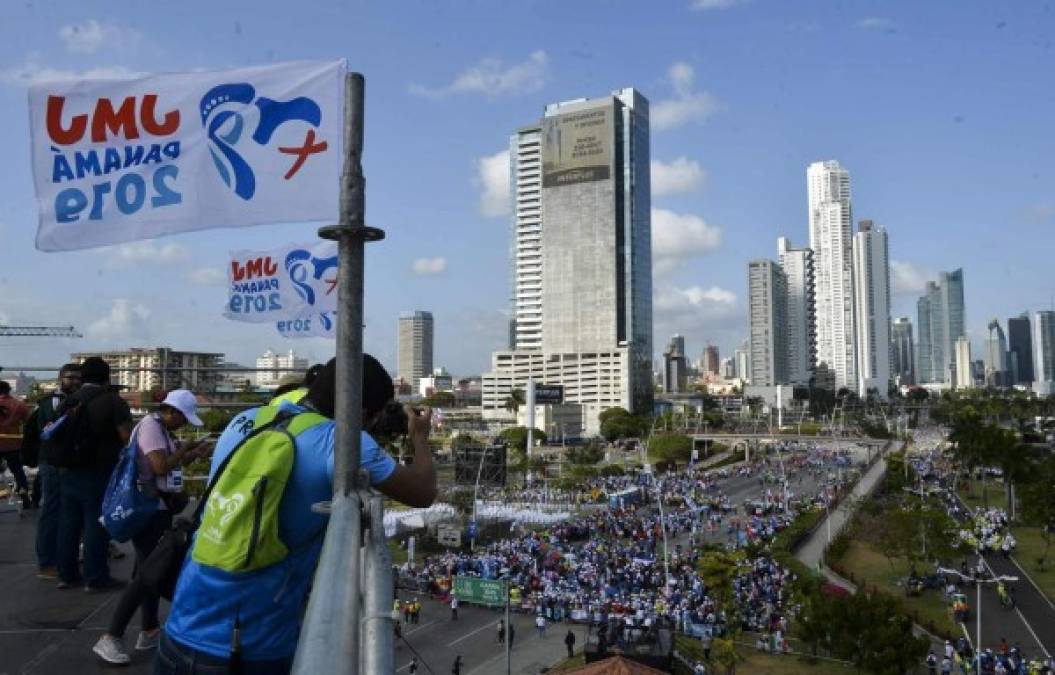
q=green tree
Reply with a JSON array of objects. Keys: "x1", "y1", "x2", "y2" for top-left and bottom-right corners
[
  {"x1": 600, "y1": 412, "x2": 646, "y2": 442},
  {"x1": 498, "y1": 426, "x2": 547, "y2": 453},
  {"x1": 422, "y1": 391, "x2": 456, "y2": 408},
  {"x1": 647, "y1": 433, "x2": 692, "y2": 463},
  {"x1": 199, "y1": 407, "x2": 235, "y2": 433},
  {"x1": 710, "y1": 637, "x2": 742, "y2": 675},
  {"x1": 1021, "y1": 456, "x2": 1055, "y2": 570},
  {"x1": 504, "y1": 389, "x2": 525, "y2": 416},
  {"x1": 567, "y1": 440, "x2": 605, "y2": 465}
]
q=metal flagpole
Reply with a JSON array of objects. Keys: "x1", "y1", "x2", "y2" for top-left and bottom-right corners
[
  {"x1": 293, "y1": 71, "x2": 385, "y2": 675},
  {"x1": 505, "y1": 581, "x2": 512, "y2": 675}
]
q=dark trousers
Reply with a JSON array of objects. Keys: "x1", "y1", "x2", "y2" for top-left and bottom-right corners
[
  {"x1": 154, "y1": 633, "x2": 293, "y2": 675},
  {"x1": 1, "y1": 451, "x2": 29, "y2": 492},
  {"x1": 108, "y1": 510, "x2": 172, "y2": 637},
  {"x1": 57, "y1": 466, "x2": 112, "y2": 586},
  {"x1": 35, "y1": 464, "x2": 62, "y2": 569}
]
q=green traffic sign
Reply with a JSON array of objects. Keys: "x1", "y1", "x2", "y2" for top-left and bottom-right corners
[{"x1": 452, "y1": 576, "x2": 507, "y2": 607}]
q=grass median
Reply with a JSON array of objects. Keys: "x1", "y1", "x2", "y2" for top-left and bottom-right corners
[{"x1": 1011, "y1": 526, "x2": 1055, "y2": 604}]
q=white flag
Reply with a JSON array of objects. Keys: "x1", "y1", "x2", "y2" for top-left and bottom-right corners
[
  {"x1": 226, "y1": 239, "x2": 338, "y2": 323},
  {"x1": 29, "y1": 60, "x2": 345, "y2": 251}
]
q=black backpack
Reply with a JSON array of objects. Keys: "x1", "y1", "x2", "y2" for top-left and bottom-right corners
[{"x1": 47, "y1": 386, "x2": 106, "y2": 467}]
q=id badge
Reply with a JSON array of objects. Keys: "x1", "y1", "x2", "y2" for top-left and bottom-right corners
[{"x1": 167, "y1": 467, "x2": 183, "y2": 491}]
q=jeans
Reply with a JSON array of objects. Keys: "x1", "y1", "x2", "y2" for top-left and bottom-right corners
[
  {"x1": 35, "y1": 463, "x2": 62, "y2": 569},
  {"x1": 108, "y1": 509, "x2": 172, "y2": 637},
  {"x1": 154, "y1": 633, "x2": 293, "y2": 675},
  {"x1": 57, "y1": 466, "x2": 113, "y2": 586},
  {"x1": 1, "y1": 451, "x2": 28, "y2": 492}
]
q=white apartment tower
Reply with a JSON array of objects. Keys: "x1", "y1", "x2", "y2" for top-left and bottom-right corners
[
  {"x1": 852, "y1": 220, "x2": 892, "y2": 398},
  {"x1": 747, "y1": 259, "x2": 788, "y2": 386},
  {"x1": 1033, "y1": 311, "x2": 1055, "y2": 396},
  {"x1": 255, "y1": 348, "x2": 309, "y2": 387},
  {"x1": 511, "y1": 127, "x2": 543, "y2": 351},
  {"x1": 398, "y1": 311, "x2": 434, "y2": 386},
  {"x1": 777, "y1": 237, "x2": 815, "y2": 386},
  {"x1": 954, "y1": 336, "x2": 973, "y2": 389},
  {"x1": 807, "y1": 160, "x2": 856, "y2": 390},
  {"x1": 483, "y1": 88, "x2": 653, "y2": 433}
]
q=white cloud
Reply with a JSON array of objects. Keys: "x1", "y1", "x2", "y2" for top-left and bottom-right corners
[
  {"x1": 103, "y1": 240, "x2": 190, "y2": 269},
  {"x1": 651, "y1": 157, "x2": 706, "y2": 196},
  {"x1": 412, "y1": 257, "x2": 448, "y2": 276},
  {"x1": 476, "y1": 149, "x2": 510, "y2": 217},
  {"x1": 651, "y1": 208, "x2": 722, "y2": 273},
  {"x1": 187, "y1": 267, "x2": 226, "y2": 286},
  {"x1": 655, "y1": 285, "x2": 737, "y2": 313},
  {"x1": 691, "y1": 0, "x2": 748, "y2": 11},
  {"x1": 652, "y1": 63, "x2": 721, "y2": 131},
  {"x1": 1, "y1": 56, "x2": 139, "y2": 86},
  {"x1": 1022, "y1": 202, "x2": 1054, "y2": 223},
  {"x1": 856, "y1": 17, "x2": 897, "y2": 31},
  {"x1": 890, "y1": 259, "x2": 931, "y2": 295},
  {"x1": 410, "y1": 50, "x2": 549, "y2": 98},
  {"x1": 86, "y1": 299, "x2": 151, "y2": 343}
]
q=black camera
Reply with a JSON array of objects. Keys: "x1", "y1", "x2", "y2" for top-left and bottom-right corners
[{"x1": 369, "y1": 401, "x2": 409, "y2": 438}]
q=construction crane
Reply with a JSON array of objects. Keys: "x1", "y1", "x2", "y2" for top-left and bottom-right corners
[{"x1": 0, "y1": 325, "x2": 82, "y2": 338}]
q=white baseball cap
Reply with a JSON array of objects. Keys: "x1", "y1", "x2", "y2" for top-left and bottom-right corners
[{"x1": 162, "y1": 389, "x2": 203, "y2": 427}]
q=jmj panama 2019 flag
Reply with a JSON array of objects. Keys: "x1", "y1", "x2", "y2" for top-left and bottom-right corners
[{"x1": 29, "y1": 60, "x2": 345, "y2": 251}]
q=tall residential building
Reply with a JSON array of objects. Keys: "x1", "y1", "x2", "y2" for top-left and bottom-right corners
[
  {"x1": 662, "y1": 335, "x2": 688, "y2": 393},
  {"x1": 916, "y1": 269, "x2": 966, "y2": 385},
  {"x1": 1008, "y1": 313, "x2": 1034, "y2": 385},
  {"x1": 734, "y1": 339, "x2": 751, "y2": 382},
  {"x1": 703, "y1": 344, "x2": 720, "y2": 376},
  {"x1": 72, "y1": 347, "x2": 226, "y2": 393},
  {"x1": 954, "y1": 336, "x2": 973, "y2": 389},
  {"x1": 398, "y1": 311, "x2": 434, "y2": 386},
  {"x1": 747, "y1": 260, "x2": 788, "y2": 386},
  {"x1": 807, "y1": 160, "x2": 856, "y2": 390},
  {"x1": 777, "y1": 237, "x2": 816, "y2": 386},
  {"x1": 720, "y1": 357, "x2": 736, "y2": 379},
  {"x1": 483, "y1": 88, "x2": 653, "y2": 432},
  {"x1": 984, "y1": 319, "x2": 1009, "y2": 387},
  {"x1": 852, "y1": 220, "x2": 892, "y2": 397},
  {"x1": 1033, "y1": 311, "x2": 1055, "y2": 396},
  {"x1": 891, "y1": 318, "x2": 915, "y2": 385},
  {"x1": 510, "y1": 126, "x2": 543, "y2": 351},
  {"x1": 255, "y1": 348, "x2": 308, "y2": 388}
]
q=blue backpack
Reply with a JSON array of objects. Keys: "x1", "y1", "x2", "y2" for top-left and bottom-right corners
[{"x1": 101, "y1": 421, "x2": 160, "y2": 542}]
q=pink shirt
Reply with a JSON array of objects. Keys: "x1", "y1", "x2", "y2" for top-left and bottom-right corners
[{"x1": 136, "y1": 413, "x2": 179, "y2": 492}]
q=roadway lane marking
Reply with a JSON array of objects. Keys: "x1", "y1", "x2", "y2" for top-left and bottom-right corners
[
  {"x1": 404, "y1": 619, "x2": 437, "y2": 636},
  {"x1": 1009, "y1": 554, "x2": 1055, "y2": 614},
  {"x1": 979, "y1": 549, "x2": 1051, "y2": 658},
  {"x1": 449, "y1": 620, "x2": 498, "y2": 646}
]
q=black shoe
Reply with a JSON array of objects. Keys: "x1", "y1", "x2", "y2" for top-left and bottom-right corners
[
  {"x1": 57, "y1": 578, "x2": 82, "y2": 589},
  {"x1": 85, "y1": 578, "x2": 127, "y2": 593}
]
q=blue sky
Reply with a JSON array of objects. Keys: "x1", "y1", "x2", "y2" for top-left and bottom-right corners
[{"x1": 1, "y1": 0, "x2": 1053, "y2": 378}]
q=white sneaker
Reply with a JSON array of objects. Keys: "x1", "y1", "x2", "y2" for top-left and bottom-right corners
[
  {"x1": 93, "y1": 635, "x2": 131, "y2": 664},
  {"x1": 135, "y1": 630, "x2": 161, "y2": 651}
]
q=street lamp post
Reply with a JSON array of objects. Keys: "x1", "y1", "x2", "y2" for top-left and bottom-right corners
[{"x1": 937, "y1": 566, "x2": 1019, "y2": 672}]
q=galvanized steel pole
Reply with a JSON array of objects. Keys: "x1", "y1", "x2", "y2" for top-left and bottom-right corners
[
  {"x1": 293, "y1": 70, "x2": 385, "y2": 675},
  {"x1": 362, "y1": 493, "x2": 395, "y2": 674}
]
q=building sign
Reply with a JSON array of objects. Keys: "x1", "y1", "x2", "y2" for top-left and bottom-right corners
[
  {"x1": 452, "y1": 575, "x2": 507, "y2": 607},
  {"x1": 533, "y1": 384, "x2": 564, "y2": 404},
  {"x1": 437, "y1": 526, "x2": 461, "y2": 548},
  {"x1": 29, "y1": 60, "x2": 345, "y2": 251},
  {"x1": 540, "y1": 106, "x2": 612, "y2": 188},
  {"x1": 226, "y1": 240, "x2": 338, "y2": 330}
]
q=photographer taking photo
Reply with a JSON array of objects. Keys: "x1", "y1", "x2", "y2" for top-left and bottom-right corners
[{"x1": 157, "y1": 354, "x2": 436, "y2": 674}]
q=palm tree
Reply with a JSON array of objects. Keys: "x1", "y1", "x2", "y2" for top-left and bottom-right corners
[{"x1": 504, "y1": 388, "x2": 525, "y2": 416}]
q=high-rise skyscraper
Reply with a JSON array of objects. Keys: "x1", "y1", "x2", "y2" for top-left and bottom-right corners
[
  {"x1": 891, "y1": 317, "x2": 915, "y2": 385},
  {"x1": 483, "y1": 88, "x2": 653, "y2": 432},
  {"x1": 807, "y1": 160, "x2": 856, "y2": 390},
  {"x1": 954, "y1": 336, "x2": 973, "y2": 389},
  {"x1": 916, "y1": 269, "x2": 966, "y2": 385},
  {"x1": 398, "y1": 311, "x2": 434, "y2": 386},
  {"x1": 1033, "y1": 311, "x2": 1055, "y2": 396},
  {"x1": 663, "y1": 335, "x2": 688, "y2": 393},
  {"x1": 510, "y1": 126, "x2": 543, "y2": 351},
  {"x1": 984, "y1": 319, "x2": 1009, "y2": 387},
  {"x1": 777, "y1": 237, "x2": 815, "y2": 386},
  {"x1": 748, "y1": 259, "x2": 788, "y2": 386},
  {"x1": 852, "y1": 220, "x2": 892, "y2": 397},
  {"x1": 734, "y1": 339, "x2": 751, "y2": 382},
  {"x1": 1008, "y1": 313, "x2": 1034, "y2": 385},
  {"x1": 703, "y1": 344, "x2": 720, "y2": 376}
]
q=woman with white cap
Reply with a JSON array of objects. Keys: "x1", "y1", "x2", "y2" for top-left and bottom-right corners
[{"x1": 93, "y1": 389, "x2": 213, "y2": 665}]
